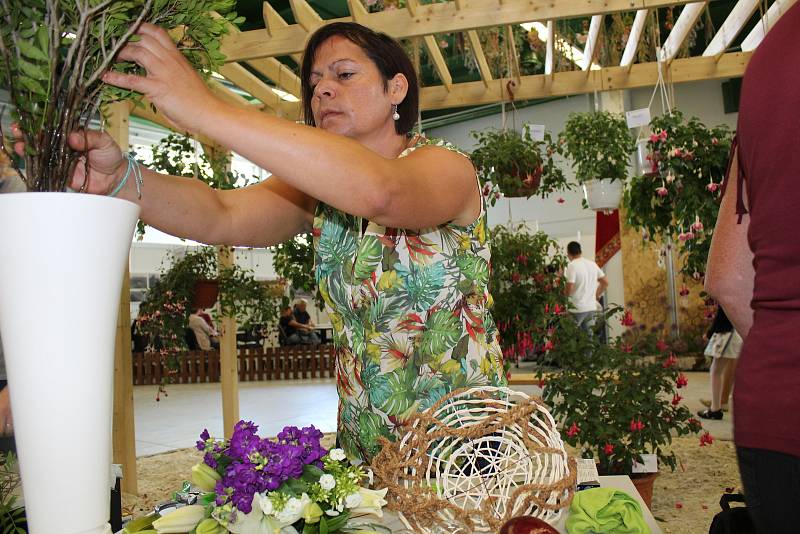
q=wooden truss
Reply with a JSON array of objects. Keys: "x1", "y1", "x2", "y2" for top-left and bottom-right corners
[{"x1": 131, "y1": 0, "x2": 797, "y2": 125}]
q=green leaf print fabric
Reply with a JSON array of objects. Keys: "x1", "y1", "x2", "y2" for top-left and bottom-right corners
[{"x1": 312, "y1": 136, "x2": 507, "y2": 463}]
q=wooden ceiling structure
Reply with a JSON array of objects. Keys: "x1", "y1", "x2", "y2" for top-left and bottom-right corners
[{"x1": 130, "y1": 0, "x2": 798, "y2": 129}]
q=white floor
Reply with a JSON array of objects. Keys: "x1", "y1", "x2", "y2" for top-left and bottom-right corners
[
  {"x1": 134, "y1": 371, "x2": 729, "y2": 457},
  {"x1": 134, "y1": 378, "x2": 339, "y2": 456}
]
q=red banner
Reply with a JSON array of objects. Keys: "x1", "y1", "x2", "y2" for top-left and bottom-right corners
[{"x1": 595, "y1": 209, "x2": 621, "y2": 268}]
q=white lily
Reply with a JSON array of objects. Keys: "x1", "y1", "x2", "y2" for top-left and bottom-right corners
[
  {"x1": 152, "y1": 505, "x2": 205, "y2": 533},
  {"x1": 349, "y1": 487, "x2": 388, "y2": 518},
  {"x1": 190, "y1": 462, "x2": 221, "y2": 492}
]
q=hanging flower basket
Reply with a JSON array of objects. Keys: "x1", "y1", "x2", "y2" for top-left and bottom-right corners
[
  {"x1": 583, "y1": 178, "x2": 623, "y2": 212},
  {"x1": 192, "y1": 279, "x2": 219, "y2": 309}
]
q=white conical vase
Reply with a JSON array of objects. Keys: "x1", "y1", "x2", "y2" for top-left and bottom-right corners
[
  {"x1": 0, "y1": 193, "x2": 140, "y2": 534},
  {"x1": 582, "y1": 179, "x2": 624, "y2": 212}
]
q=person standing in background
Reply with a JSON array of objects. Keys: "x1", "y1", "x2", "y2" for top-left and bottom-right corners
[{"x1": 565, "y1": 241, "x2": 608, "y2": 337}]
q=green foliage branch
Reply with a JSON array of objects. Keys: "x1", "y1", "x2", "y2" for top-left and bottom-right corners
[{"x1": 0, "y1": 0, "x2": 242, "y2": 192}]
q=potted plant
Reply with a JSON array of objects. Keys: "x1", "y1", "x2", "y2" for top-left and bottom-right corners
[
  {"x1": 540, "y1": 309, "x2": 710, "y2": 508},
  {"x1": 137, "y1": 247, "x2": 280, "y2": 370},
  {"x1": 271, "y1": 233, "x2": 325, "y2": 309},
  {"x1": 489, "y1": 225, "x2": 569, "y2": 366},
  {"x1": 0, "y1": 3, "x2": 238, "y2": 532},
  {"x1": 624, "y1": 110, "x2": 733, "y2": 279},
  {"x1": 559, "y1": 111, "x2": 636, "y2": 211},
  {"x1": 471, "y1": 127, "x2": 569, "y2": 206}
]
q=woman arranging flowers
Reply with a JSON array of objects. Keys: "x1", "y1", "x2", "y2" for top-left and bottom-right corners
[{"x1": 13, "y1": 21, "x2": 506, "y2": 463}]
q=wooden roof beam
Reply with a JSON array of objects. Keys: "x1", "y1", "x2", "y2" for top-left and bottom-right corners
[
  {"x1": 661, "y1": 2, "x2": 708, "y2": 63},
  {"x1": 215, "y1": 12, "x2": 302, "y2": 99},
  {"x1": 741, "y1": 0, "x2": 798, "y2": 52},
  {"x1": 703, "y1": 0, "x2": 759, "y2": 58},
  {"x1": 223, "y1": 1, "x2": 700, "y2": 62},
  {"x1": 288, "y1": 0, "x2": 323, "y2": 34},
  {"x1": 262, "y1": 2, "x2": 303, "y2": 64},
  {"x1": 217, "y1": 63, "x2": 301, "y2": 120},
  {"x1": 406, "y1": 0, "x2": 419, "y2": 17},
  {"x1": 347, "y1": 0, "x2": 368, "y2": 24},
  {"x1": 621, "y1": 9, "x2": 649, "y2": 71},
  {"x1": 128, "y1": 101, "x2": 216, "y2": 147},
  {"x1": 581, "y1": 15, "x2": 604, "y2": 71},
  {"x1": 419, "y1": 51, "x2": 752, "y2": 110},
  {"x1": 466, "y1": 30, "x2": 493, "y2": 88},
  {"x1": 422, "y1": 35, "x2": 453, "y2": 91}
]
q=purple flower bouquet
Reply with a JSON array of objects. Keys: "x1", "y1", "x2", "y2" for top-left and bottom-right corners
[{"x1": 145, "y1": 421, "x2": 389, "y2": 534}]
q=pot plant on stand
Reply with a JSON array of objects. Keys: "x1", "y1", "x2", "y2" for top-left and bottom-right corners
[
  {"x1": 559, "y1": 111, "x2": 636, "y2": 212},
  {"x1": 0, "y1": 2, "x2": 238, "y2": 533},
  {"x1": 540, "y1": 309, "x2": 710, "y2": 508},
  {"x1": 470, "y1": 126, "x2": 569, "y2": 206}
]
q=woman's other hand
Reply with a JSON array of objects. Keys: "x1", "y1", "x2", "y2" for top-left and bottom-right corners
[{"x1": 102, "y1": 23, "x2": 218, "y2": 134}]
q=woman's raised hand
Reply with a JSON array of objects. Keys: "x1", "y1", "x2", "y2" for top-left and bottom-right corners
[{"x1": 102, "y1": 23, "x2": 218, "y2": 135}]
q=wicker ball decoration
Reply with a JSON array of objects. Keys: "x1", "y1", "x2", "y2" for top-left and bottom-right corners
[{"x1": 372, "y1": 387, "x2": 576, "y2": 533}]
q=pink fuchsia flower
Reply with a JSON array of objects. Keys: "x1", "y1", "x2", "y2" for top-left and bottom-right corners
[
  {"x1": 665, "y1": 170, "x2": 676, "y2": 183},
  {"x1": 675, "y1": 502, "x2": 683, "y2": 509},
  {"x1": 663, "y1": 353, "x2": 678, "y2": 367},
  {"x1": 603, "y1": 443, "x2": 615, "y2": 456},
  {"x1": 706, "y1": 181, "x2": 720, "y2": 193},
  {"x1": 678, "y1": 231, "x2": 695, "y2": 242},
  {"x1": 672, "y1": 393, "x2": 683, "y2": 406},
  {"x1": 438, "y1": 39, "x2": 448, "y2": 49},
  {"x1": 656, "y1": 339, "x2": 669, "y2": 352},
  {"x1": 699, "y1": 431, "x2": 714, "y2": 447},
  {"x1": 629, "y1": 418, "x2": 645, "y2": 432},
  {"x1": 656, "y1": 186, "x2": 669, "y2": 197},
  {"x1": 542, "y1": 340, "x2": 555, "y2": 351},
  {"x1": 621, "y1": 310, "x2": 636, "y2": 327},
  {"x1": 711, "y1": 137, "x2": 719, "y2": 145},
  {"x1": 679, "y1": 285, "x2": 690, "y2": 297},
  {"x1": 691, "y1": 216, "x2": 704, "y2": 232},
  {"x1": 516, "y1": 254, "x2": 528, "y2": 266},
  {"x1": 538, "y1": 377, "x2": 546, "y2": 388},
  {"x1": 676, "y1": 373, "x2": 688, "y2": 388},
  {"x1": 553, "y1": 303, "x2": 564, "y2": 315},
  {"x1": 683, "y1": 150, "x2": 695, "y2": 161},
  {"x1": 557, "y1": 197, "x2": 565, "y2": 204},
  {"x1": 511, "y1": 273, "x2": 521, "y2": 283},
  {"x1": 566, "y1": 422, "x2": 580, "y2": 437},
  {"x1": 621, "y1": 344, "x2": 633, "y2": 353},
  {"x1": 670, "y1": 148, "x2": 683, "y2": 158}
]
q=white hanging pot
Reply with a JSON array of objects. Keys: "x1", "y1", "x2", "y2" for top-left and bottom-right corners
[
  {"x1": 0, "y1": 193, "x2": 139, "y2": 534},
  {"x1": 582, "y1": 179, "x2": 623, "y2": 212}
]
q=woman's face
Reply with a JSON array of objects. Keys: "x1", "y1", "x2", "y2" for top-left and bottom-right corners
[{"x1": 309, "y1": 35, "x2": 403, "y2": 140}]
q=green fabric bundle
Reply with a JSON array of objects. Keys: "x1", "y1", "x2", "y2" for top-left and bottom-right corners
[{"x1": 566, "y1": 488, "x2": 651, "y2": 534}]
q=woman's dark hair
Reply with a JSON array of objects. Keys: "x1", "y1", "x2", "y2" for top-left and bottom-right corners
[{"x1": 300, "y1": 22, "x2": 419, "y2": 135}]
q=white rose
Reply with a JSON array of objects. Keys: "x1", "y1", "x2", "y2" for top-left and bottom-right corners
[
  {"x1": 345, "y1": 492, "x2": 363, "y2": 509},
  {"x1": 328, "y1": 448, "x2": 346, "y2": 462},
  {"x1": 319, "y1": 474, "x2": 336, "y2": 491},
  {"x1": 258, "y1": 493, "x2": 274, "y2": 515},
  {"x1": 275, "y1": 494, "x2": 311, "y2": 525}
]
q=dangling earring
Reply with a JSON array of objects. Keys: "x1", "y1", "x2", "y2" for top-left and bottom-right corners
[{"x1": 392, "y1": 104, "x2": 400, "y2": 121}]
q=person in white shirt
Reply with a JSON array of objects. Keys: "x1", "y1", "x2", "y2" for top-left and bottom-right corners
[
  {"x1": 188, "y1": 308, "x2": 220, "y2": 351},
  {"x1": 565, "y1": 241, "x2": 609, "y2": 337}
]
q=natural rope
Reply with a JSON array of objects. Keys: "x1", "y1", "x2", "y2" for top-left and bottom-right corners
[{"x1": 371, "y1": 387, "x2": 576, "y2": 533}]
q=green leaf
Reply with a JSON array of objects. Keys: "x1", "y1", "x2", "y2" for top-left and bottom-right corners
[
  {"x1": 17, "y1": 58, "x2": 46, "y2": 80},
  {"x1": 419, "y1": 309, "x2": 462, "y2": 357},
  {"x1": 17, "y1": 39, "x2": 49, "y2": 62},
  {"x1": 373, "y1": 367, "x2": 416, "y2": 416},
  {"x1": 18, "y1": 75, "x2": 46, "y2": 96},
  {"x1": 319, "y1": 516, "x2": 329, "y2": 534},
  {"x1": 451, "y1": 334, "x2": 470, "y2": 361},
  {"x1": 354, "y1": 235, "x2": 382, "y2": 280}
]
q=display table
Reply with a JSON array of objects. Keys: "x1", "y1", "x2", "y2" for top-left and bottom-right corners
[{"x1": 368, "y1": 475, "x2": 662, "y2": 534}]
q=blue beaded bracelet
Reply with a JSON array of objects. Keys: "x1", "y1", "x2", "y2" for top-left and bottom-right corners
[{"x1": 108, "y1": 152, "x2": 143, "y2": 199}]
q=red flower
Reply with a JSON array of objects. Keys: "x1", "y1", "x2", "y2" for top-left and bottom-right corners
[
  {"x1": 675, "y1": 502, "x2": 683, "y2": 509},
  {"x1": 603, "y1": 443, "x2": 615, "y2": 456},
  {"x1": 557, "y1": 197, "x2": 565, "y2": 204},
  {"x1": 679, "y1": 285, "x2": 690, "y2": 297},
  {"x1": 706, "y1": 182, "x2": 720, "y2": 193},
  {"x1": 656, "y1": 339, "x2": 669, "y2": 352},
  {"x1": 566, "y1": 422, "x2": 580, "y2": 437},
  {"x1": 699, "y1": 431, "x2": 714, "y2": 447},
  {"x1": 663, "y1": 353, "x2": 678, "y2": 367},
  {"x1": 656, "y1": 186, "x2": 669, "y2": 197},
  {"x1": 538, "y1": 378, "x2": 546, "y2": 388},
  {"x1": 672, "y1": 393, "x2": 682, "y2": 406},
  {"x1": 711, "y1": 137, "x2": 719, "y2": 145},
  {"x1": 621, "y1": 344, "x2": 632, "y2": 353},
  {"x1": 676, "y1": 373, "x2": 688, "y2": 388},
  {"x1": 629, "y1": 418, "x2": 644, "y2": 432},
  {"x1": 516, "y1": 254, "x2": 528, "y2": 266},
  {"x1": 511, "y1": 273, "x2": 521, "y2": 283},
  {"x1": 542, "y1": 340, "x2": 555, "y2": 351},
  {"x1": 553, "y1": 304, "x2": 564, "y2": 315},
  {"x1": 621, "y1": 310, "x2": 635, "y2": 327}
]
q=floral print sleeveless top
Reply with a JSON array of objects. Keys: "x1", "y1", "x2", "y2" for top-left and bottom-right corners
[{"x1": 312, "y1": 137, "x2": 507, "y2": 463}]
